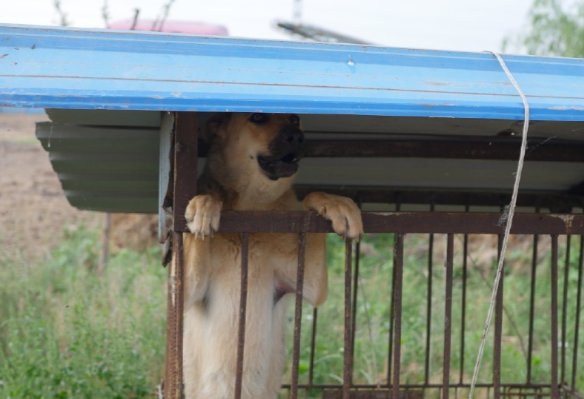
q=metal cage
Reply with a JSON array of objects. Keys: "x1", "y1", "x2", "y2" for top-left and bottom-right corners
[{"x1": 163, "y1": 112, "x2": 584, "y2": 399}]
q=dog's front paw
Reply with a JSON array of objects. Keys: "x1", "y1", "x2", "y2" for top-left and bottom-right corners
[
  {"x1": 185, "y1": 194, "x2": 222, "y2": 239},
  {"x1": 303, "y1": 192, "x2": 363, "y2": 240}
]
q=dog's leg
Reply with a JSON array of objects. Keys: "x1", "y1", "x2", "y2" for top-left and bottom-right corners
[
  {"x1": 303, "y1": 192, "x2": 363, "y2": 240},
  {"x1": 301, "y1": 193, "x2": 362, "y2": 305},
  {"x1": 183, "y1": 194, "x2": 223, "y2": 307}
]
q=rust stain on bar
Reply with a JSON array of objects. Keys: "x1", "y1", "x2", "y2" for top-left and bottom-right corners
[
  {"x1": 425, "y1": 230, "x2": 434, "y2": 385},
  {"x1": 172, "y1": 112, "x2": 199, "y2": 232},
  {"x1": 560, "y1": 235, "x2": 571, "y2": 384},
  {"x1": 526, "y1": 232, "x2": 539, "y2": 384},
  {"x1": 392, "y1": 234, "x2": 404, "y2": 399},
  {"x1": 459, "y1": 231, "x2": 469, "y2": 385},
  {"x1": 174, "y1": 211, "x2": 584, "y2": 235},
  {"x1": 572, "y1": 236, "x2": 584, "y2": 391},
  {"x1": 309, "y1": 307, "x2": 319, "y2": 386},
  {"x1": 443, "y1": 234, "x2": 454, "y2": 399},
  {"x1": 343, "y1": 239, "x2": 354, "y2": 399},
  {"x1": 303, "y1": 138, "x2": 584, "y2": 162},
  {"x1": 550, "y1": 235, "x2": 559, "y2": 399},
  {"x1": 290, "y1": 233, "x2": 307, "y2": 399},
  {"x1": 164, "y1": 111, "x2": 198, "y2": 399},
  {"x1": 234, "y1": 233, "x2": 250, "y2": 399},
  {"x1": 494, "y1": 235, "x2": 504, "y2": 399}
]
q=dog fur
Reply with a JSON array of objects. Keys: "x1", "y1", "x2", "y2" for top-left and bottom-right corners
[{"x1": 181, "y1": 113, "x2": 363, "y2": 399}]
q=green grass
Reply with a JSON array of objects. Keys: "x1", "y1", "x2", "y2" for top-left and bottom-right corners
[
  {"x1": 286, "y1": 234, "x2": 584, "y2": 397},
  {"x1": 0, "y1": 225, "x2": 166, "y2": 398},
  {"x1": 1, "y1": 227, "x2": 582, "y2": 398}
]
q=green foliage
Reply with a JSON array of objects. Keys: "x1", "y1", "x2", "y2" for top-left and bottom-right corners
[
  {"x1": 1, "y1": 227, "x2": 583, "y2": 398},
  {"x1": 0, "y1": 226, "x2": 166, "y2": 398},
  {"x1": 285, "y1": 234, "x2": 584, "y2": 397},
  {"x1": 505, "y1": 0, "x2": 584, "y2": 57}
]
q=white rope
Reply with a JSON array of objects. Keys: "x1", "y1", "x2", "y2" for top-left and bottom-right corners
[{"x1": 467, "y1": 52, "x2": 530, "y2": 399}]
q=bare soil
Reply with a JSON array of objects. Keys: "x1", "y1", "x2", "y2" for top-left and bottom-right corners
[{"x1": 0, "y1": 113, "x2": 157, "y2": 259}]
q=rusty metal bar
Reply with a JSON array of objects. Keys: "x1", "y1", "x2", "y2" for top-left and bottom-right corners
[
  {"x1": 164, "y1": 232, "x2": 185, "y2": 399},
  {"x1": 387, "y1": 237, "x2": 397, "y2": 387},
  {"x1": 572, "y1": 235, "x2": 583, "y2": 391},
  {"x1": 343, "y1": 239, "x2": 354, "y2": 399},
  {"x1": 175, "y1": 211, "x2": 584, "y2": 235},
  {"x1": 459, "y1": 230, "x2": 469, "y2": 385},
  {"x1": 172, "y1": 113, "x2": 199, "y2": 233},
  {"x1": 234, "y1": 233, "x2": 250, "y2": 399},
  {"x1": 425, "y1": 204, "x2": 435, "y2": 385},
  {"x1": 164, "y1": 112, "x2": 198, "y2": 399},
  {"x1": 290, "y1": 233, "x2": 307, "y2": 399},
  {"x1": 301, "y1": 138, "x2": 584, "y2": 163},
  {"x1": 551, "y1": 235, "x2": 560, "y2": 399},
  {"x1": 527, "y1": 232, "x2": 539, "y2": 384},
  {"x1": 350, "y1": 238, "x2": 361, "y2": 385},
  {"x1": 392, "y1": 234, "x2": 405, "y2": 399},
  {"x1": 561, "y1": 235, "x2": 571, "y2": 385},
  {"x1": 443, "y1": 234, "x2": 454, "y2": 399},
  {"x1": 283, "y1": 382, "x2": 562, "y2": 390},
  {"x1": 309, "y1": 307, "x2": 319, "y2": 386},
  {"x1": 494, "y1": 235, "x2": 505, "y2": 399},
  {"x1": 194, "y1": 137, "x2": 584, "y2": 162},
  {"x1": 295, "y1": 186, "x2": 583, "y2": 212}
]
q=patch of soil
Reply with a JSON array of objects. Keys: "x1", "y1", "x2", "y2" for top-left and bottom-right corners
[{"x1": 0, "y1": 113, "x2": 157, "y2": 259}]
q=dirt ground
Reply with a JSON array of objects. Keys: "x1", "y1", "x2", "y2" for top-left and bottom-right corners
[{"x1": 0, "y1": 112, "x2": 157, "y2": 259}]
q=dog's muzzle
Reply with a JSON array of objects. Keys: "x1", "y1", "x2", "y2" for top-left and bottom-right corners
[{"x1": 258, "y1": 125, "x2": 305, "y2": 181}]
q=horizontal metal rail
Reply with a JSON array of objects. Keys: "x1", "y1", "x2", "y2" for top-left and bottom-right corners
[{"x1": 176, "y1": 211, "x2": 584, "y2": 235}]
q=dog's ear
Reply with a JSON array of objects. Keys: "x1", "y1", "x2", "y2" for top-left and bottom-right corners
[{"x1": 204, "y1": 113, "x2": 231, "y2": 141}]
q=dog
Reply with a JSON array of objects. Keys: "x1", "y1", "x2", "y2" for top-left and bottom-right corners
[{"x1": 182, "y1": 112, "x2": 363, "y2": 399}]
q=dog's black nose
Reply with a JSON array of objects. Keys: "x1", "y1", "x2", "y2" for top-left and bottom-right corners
[{"x1": 279, "y1": 125, "x2": 305, "y2": 148}]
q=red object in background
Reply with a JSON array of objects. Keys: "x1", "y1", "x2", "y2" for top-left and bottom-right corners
[{"x1": 110, "y1": 19, "x2": 228, "y2": 36}]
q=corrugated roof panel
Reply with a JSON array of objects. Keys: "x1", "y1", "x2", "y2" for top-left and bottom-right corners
[
  {"x1": 1, "y1": 24, "x2": 583, "y2": 121},
  {"x1": 36, "y1": 122, "x2": 159, "y2": 213}
]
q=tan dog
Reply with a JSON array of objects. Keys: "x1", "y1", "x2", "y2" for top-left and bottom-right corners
[{"x1": 182, "y1": 113, "x2": 363, "y2": 399}]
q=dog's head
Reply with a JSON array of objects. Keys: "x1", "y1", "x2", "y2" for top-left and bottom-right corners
[{"x1": 206, "y1": 112, "x2": 305, "y2": 183}]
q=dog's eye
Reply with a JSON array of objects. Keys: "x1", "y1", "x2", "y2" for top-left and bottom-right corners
[
  {"x1": 289, "y1": 115, "x2": 300, "y2": 125},
  {"x1": 249, "y1": 113, "x2": 269, "y2": 124}
]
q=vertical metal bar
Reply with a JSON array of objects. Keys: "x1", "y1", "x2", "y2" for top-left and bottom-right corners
[
  {"x1": 343, "y1": 239, "x2": 354, "y2": 399},
  {"x1": 494, "y1": 235, "x2": 504, "y2": 399},
  {"x1": 561, "y1": 235, "x2": 571, "y2": 385},
  {"x1": 308, "y1": 307, "x2": 318, "y2": 386},
  {"x1": 551, "y1": 235, "x2": 560, "y2": 399},
  {"x1": 350, "y1": 239, "x2": 361, "y2": 385},
  {"x1": 172, "y1": 112, "x2": 199, "y2": 232},
  {"x1": 165, "y1": 232, "x2": 185, "y2": 399},
  {"x1": 290, "y1": 233, "x2": 307, "y2": 399},
  {"x1": 425, "y1": 204, "x2": 435, "y2": 384},
  {"x1": 234, "y1": 233, "x2": 250, "y2": 399},
  {"x1": 443, "y1": 234, "x2": 454, "y2": 399},
  {"x1": 164, "y1": 112, "x2": 198, "y2": 399},
  {"x1": 350, "y1": 198, "x2": 363, "y2": 384},
  {"x1": 392, "y1": 234, "x2": 405, "y2": 399},
  {"x1": 388, "y1": 201, "x2": 401, "y2": 388},
  {"x1": 459, "y1": 228, "x2": 469, "y2": 385},
  {"x1": 571, "y1": 235, "x2": 583, "y2": 391},
  {"x1": 387, "y1": 239, "x2": 397, "y2": 387},
  {"x1": 527, "y1": 233, "x2": 540, "y2": 384}
]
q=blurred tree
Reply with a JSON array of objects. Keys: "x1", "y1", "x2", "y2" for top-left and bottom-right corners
[{"x1": 504, "y1": 0, "x2": 584, "y2": 57}]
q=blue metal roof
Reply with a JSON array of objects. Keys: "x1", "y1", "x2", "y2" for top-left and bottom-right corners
[{"x1": 1, "y1": 24, "x2": 583, "y2": 120}]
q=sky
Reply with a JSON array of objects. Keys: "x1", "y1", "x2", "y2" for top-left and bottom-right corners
[{"x1": 1, "y1": 0, "x2": 535, "y2": 53}]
